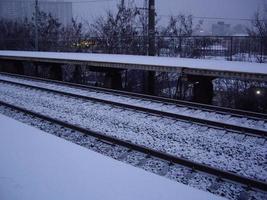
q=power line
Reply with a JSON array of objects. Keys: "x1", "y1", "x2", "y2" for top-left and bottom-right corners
[
  {"x1": 159, "y1": 14, "x2": 255, "y2": 22},
  {"x1": 0, "y1": 0, "x2": 116, "y2": 4},
  {"x1": 69, "y1": 0, "x2": 116, "y2": 4},
  {"x1": 194, "y1": 16, "x2": 254, "y2": 21}
]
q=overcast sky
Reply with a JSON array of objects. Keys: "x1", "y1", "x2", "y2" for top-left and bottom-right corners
[
  {"x1": 35, "y1": 0, "x2": 264, "y2": 32},
  {"x1": 66, "y1": 0, "x2": 264, "y2": 24}
]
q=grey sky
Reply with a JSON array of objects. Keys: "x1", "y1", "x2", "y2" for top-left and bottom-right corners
[
  {"x1": 156, "y1": 0, "x2": 263, "y2": 18},
  {"x1": 66, "y1": 0, "x2": 264, "y2": 24},
  {"x1": 35, "y1": 0, "x2": 264, "y2": 32}
]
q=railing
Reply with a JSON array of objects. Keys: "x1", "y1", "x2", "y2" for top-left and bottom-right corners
[
  {"x1": 1, "y1": 36, "x2": 267, "y2": 63},
  {"x1": 156, "y1": 36, "x2": 267, "y2": 63}
]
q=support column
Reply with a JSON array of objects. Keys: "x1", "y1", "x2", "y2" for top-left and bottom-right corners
[
  {"x1": 49, "y1": 63, "x2": 62, "y2": 81},
  {"x1": 188, "y1": 75, "x2": 214, "y2": 104},
  {"x1": 72, "y1": 65, "x2": 82, "y2": 84},
  {"x1": 147, "y1": 71, "x2": 155, "y2": 95},
  {"x1": 14, "y1": 61, "x2": 24, "y2": 75},
  {"x1": 104, "y1": 70, "x2": 122, "y2": 89}
]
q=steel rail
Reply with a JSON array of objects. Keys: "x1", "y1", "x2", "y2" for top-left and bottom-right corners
[
  {"x1": 1, "y1": 72, "x2": 266, "y2": 121},
  {"x1": 0, "y1": 78, "x2": 266, "y2": 138},
  {"x1": 0, "y1": 100, "x2": 266, "y2": 191}
]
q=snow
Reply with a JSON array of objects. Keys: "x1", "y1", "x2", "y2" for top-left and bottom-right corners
[
  {"x1": 201, "y1": 45, "x2": 228, "y2": 50},
  {"x1": 0, "y1": 81, "x2": 266, "y2": 182},
  {"x1": 0, "y1": 114, "x2": 226, "y2": 200},
  {"x1": 1, "y1": 107, "x2": 266, "y2": 200},
  {"x1": 0, "y1": 50, "x2": 267, "y2": 75},
  {"x1": 1, "y1": 73, "x2": 266, "y2": 131}
]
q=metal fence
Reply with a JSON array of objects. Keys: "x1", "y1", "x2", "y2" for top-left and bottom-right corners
[
  {"x1": 156, "y1": 36, "x2": 267, "y2": 63},
  {"x1": 1, "y1": 36, "x2": 267, "y2": 63}
]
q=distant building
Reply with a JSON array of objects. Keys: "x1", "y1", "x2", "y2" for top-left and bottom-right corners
[
  {"x1": 231, "y1": 24, "x2": 248, "y2": 36},
  {"x1": 0, "y1": 0, "x2": 73, "y2": 26},
  {"x1": 212, "y1": 21, "x2": 231, "y2": 36}
]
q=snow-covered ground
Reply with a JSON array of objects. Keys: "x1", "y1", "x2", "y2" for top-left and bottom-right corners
[
  {"x1": 1, "y1": 105, "x2": 266, "y2": 200},
  {"x1": 0, "y1": 74, "x2": 266, "y2": 131},
  {"x1": 0, "y1": 114, "x2": 226, "y2": 200},
  {"x1": 0, "y1": 50, "x2": 267, "y2": 75},
  {"x1": 0, "y1": 81, "x2": 266, "y2": 182}
]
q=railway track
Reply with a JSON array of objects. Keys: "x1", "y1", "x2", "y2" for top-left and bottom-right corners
[
  {"x1": 0, "y1": 74, "x2": 266, "y2": 177},
  {"x1": 0, "y1": 72, "x2": 266, "y2": 138},
  {"x1": 0, "y1": 72, "x2": 266, "y2": 199},
  {"x1": 1, "y1": 72, "x2": 266, "y2": 120},
  {"x1": 0, "y1": 100, "x2": 266, "y2": 200}
]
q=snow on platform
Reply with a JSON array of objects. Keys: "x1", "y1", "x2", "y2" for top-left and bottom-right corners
[
  {"x1": 0, "y1": 50, "x2": 267, "y2": 75},
  {"x1": 0, "y1": 114, "x2": 226, "y2": 200}
]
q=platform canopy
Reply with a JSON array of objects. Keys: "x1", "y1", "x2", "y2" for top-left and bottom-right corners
[{"x1": 0, "y1": 50, "x2": 266, "y2": 80}]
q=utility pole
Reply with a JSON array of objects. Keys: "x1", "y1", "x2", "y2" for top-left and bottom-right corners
[
  {"x1": 118, "y1": 0, "x2": 125, "y2": 53},
  {"x1": 34, "y1": 0, "x2": 39, "y2": 51},
  {"x1": 148, "y1": 0, "x2": 155, "y2": 56},
  {"x1": 143, "y1": 0, "x2": 148, "y2": 38},
  {"x1": 147, "y1": 0, "x2": 155, "y2": 94}
]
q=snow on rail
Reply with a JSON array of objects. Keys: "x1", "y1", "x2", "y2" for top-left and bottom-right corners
[
  {"x1": 0, "y1": 114, "x2": 225, "y2": 200},
  {"x1": 0, "y1": 50, "x2": 267, "y2": 76},
  {"x1": 0, "y1": 82, "x2": 266, "y2": 181}
]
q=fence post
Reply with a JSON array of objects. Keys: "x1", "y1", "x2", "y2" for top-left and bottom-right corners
[
  {"x1": 230, "y1": 36, "x2": 233, "y2": 61},
  {"x1": 260, "y1": 37, "x2": 263, "y2": 62}
]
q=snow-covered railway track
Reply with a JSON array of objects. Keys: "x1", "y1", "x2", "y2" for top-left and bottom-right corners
[
  {"x1": 0, "y1": 72, "x2": 266, "y2": 138},
  {"x1": 0, "y1": 101, "x2": 266, "y2": 200},
  {"x1": 0, "y1": 78, "x2": 266, "y2": 185},
  {"x1": 1, "y1": 72, "x2": 266, "y2": 120}
]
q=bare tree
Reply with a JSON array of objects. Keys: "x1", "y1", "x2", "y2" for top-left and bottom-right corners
[
  {"x1": 60, "y1": 18, "x2": 83, "y2": 52},
  {"x1": 214, "y1": 78, "x2": 267, "y2": 113},
  {"x1": 0, "y1": 18, "x2": 33, "y2": 50},
  {"x1": 161, "y1": 14, "x2": 202, "y2": 58},
  {"x1": 248, "y1": 4, "x2": 267, "y2": 37},
  {"x1": 136, "y1": 7, "x2": 149, "y2": 55},
  {"x1": 247, "y1": 3, "x2": 267, "y2": 63},
  {"x1": 89, "y1": 1, "x2": 141, "y2": 54},
  {"x1": 163, "y1": 15, "x2": 194, "y2": 37},
  {"x1": 34, "y1": 11, "x2": 62, "y2": 51}
]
